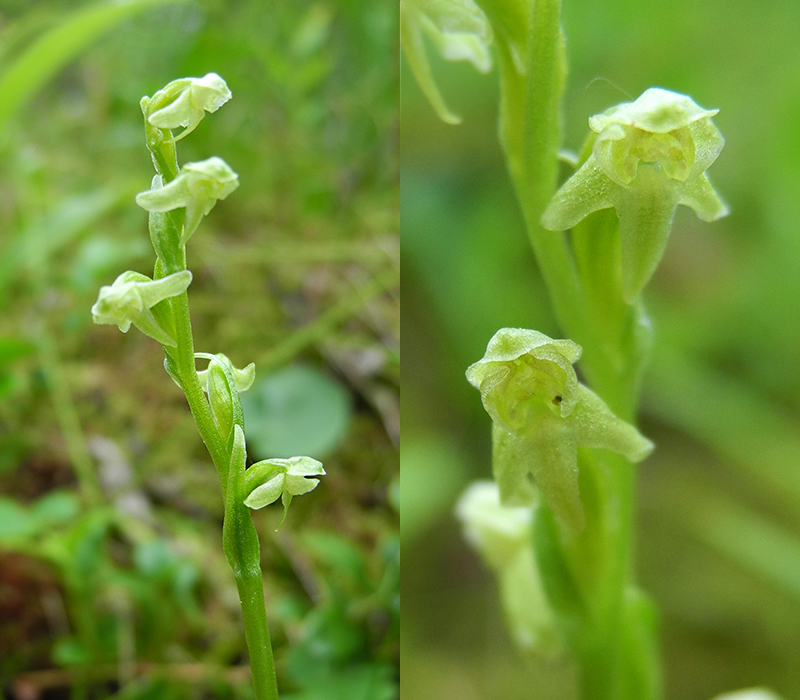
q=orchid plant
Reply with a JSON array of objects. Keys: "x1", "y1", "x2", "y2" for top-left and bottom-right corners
[
  {"x1": 91, "y1": 74, "x2": 325, "y2": 700},
  {"x1": 399, "y1": 1, "x2": 772, "y2": 699}
]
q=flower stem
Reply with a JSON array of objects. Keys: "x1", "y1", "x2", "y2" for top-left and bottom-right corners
[
  {"x1": 146, "y1": 133, "x2": 280, "y2": 700},
  {"x1": 499, "y1": 1, "x2": 660, "y2": 697}
]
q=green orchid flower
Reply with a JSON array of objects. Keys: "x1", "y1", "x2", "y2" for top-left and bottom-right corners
[
  {"x1": 141, "y1": 72, "x2": 232, "y2": 142},
  {"x1": 243, "y1": 453, "x2": 325, "y2": 528},
  {"x1": 542, "y1": 87, "x2": 728, "y2": 302},
  {"x1": 194, "y1": 353, "x2": 255, "y2": 441},
  {"x1": 91, "y1": 270, "x2": 192, "y2": 346},
  {"x1": 135, "y1": 156, "x2": 239, "y2": 246},
  {"x1": 401, "y1": 0, "x2": 492, "y2": 124},
  {"x1": 456, "y1": 480, "x2": 561, "y2": 654},
  {"x1": 467, "y1": 328, "x2": 653, "y2": 529}
]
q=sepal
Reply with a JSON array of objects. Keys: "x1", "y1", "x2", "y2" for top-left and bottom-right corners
[
  {"x1": 401, "y1": 0, "x2": 492, "y2": 124},
  {"x1": 135, "y1": 157, "x2": 239, "y2": 245},
  {"x1": 91, "y1": 270, "x2": 191, "y2": 346}
]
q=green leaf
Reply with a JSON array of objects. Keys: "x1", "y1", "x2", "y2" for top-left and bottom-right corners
[
  {"x1": 0, "y1": 0, "x2": 177, "y2": 132},
  {"x1": 242, "y1": 364, "x2": 352, "y2": 459},
  {"x1": 30, "y1": 490, "x2": 80, "y2": 526},
  {"x1": 0, "y1": 497, "x2": 37, "y2": 542}
]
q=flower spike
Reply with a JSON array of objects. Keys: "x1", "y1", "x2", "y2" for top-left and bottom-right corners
[
  {"x1": 401, "y1": 0, "x2": 492, "y2": 124},
  {"x1": 135, "y1": 157, "x2": 239, "y2": 245},
  {"x1": 91, "y1": 270, "x2": 192, "y2": 346},
  {"x1": 467, "y1": 328, "x2": 653, "y2": 529},
  {"x1": 542, "y1": 87, "x2": 728, "y2": 302}
]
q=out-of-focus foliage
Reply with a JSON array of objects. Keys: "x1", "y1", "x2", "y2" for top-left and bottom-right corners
[
  {"x1": 402, "y1": 0, "x2": 800, "y2": 698},
  {"x1": 0, "y1": 0, "x2": 397, "y2": 697}
]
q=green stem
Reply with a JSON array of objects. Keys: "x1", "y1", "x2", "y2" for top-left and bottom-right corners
[
  {"x1": 513, "y1": 0, "x2": 590, "y2": 347},
  {"x1": 500, "y1": 2, "x2": 659, "y2": 698},
  {"x1": 233, "y1": 531, "x2": 280, "y2": 699},
  {"x1": 145, "y1": 131, "x2": 280, "y2": 700}
]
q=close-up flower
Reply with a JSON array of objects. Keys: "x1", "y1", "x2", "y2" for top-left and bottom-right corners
[
  {"x1": 142, "y1": 72, "x2": 232, "y2": 141},
  {"x1": 466, "y1": 328, "x2": 653, "y2": 528},
  {"x1": 135, "y1": 156, "x2": 239, "y2": 245},
  {"x1": 400, "y1": 0, "x2": 492, "y2": 124},
  {"x1": 542, "y1": 87, "x2": 728, "y2": 301},
  {"x1": 90, "y1": 270, "x2": 192, "y2": 346},
  {"x1": 243, "y1": 451, "x2": 326, "y2": 527}
]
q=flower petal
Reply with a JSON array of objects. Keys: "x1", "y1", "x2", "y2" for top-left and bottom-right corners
[
  {"x1": 611, "y1": 166, "x2": 679, "y2": 303},
  {"x1": 541, "y1": 157, "x2": 616, "y2": 231},
  {"x1": 570, "y1": 385, "x2": 654, "y2": 462},
  {"x1": 677, "y1": 172, "x2": 729, "y2": 222}
]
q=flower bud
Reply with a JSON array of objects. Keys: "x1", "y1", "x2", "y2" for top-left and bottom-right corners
[
  {"x1": 142, "y1": 73, "x2": 231, "y2": 141},
  {"x1": 135, "y1": 157, "x2": 239, "y2": 245},
  {"x1": 91, "y1": 270, "x2": 192, "y2": 346}
]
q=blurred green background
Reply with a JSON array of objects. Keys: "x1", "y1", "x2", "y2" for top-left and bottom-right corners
[
  {"x1": 0, "y1": 1, "x2": 398, "y2": 699},
  {"x1": 402, "y1": 0, "x2": 800, "y2": 698}
]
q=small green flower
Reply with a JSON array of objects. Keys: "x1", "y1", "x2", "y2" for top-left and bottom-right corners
[
  {"x1": 243, "y1": 453, "x2": 325, "y2": 528},
  {"x1": 467, "y1": 328, "x2": 653, "y2": 529},
  {"x1": 456, "y1": 480, "x2": 561, "y2": 654},
  {"x1": 542, "y1": 87, "x2": 728, "y2": 302},
  {"x1": 401, "y1": 0, "x2": 492, "y2": 124},
  {"x1": 135, "y1": 157, "x2": 239, "y2": 245},
  {"x1": 142, "y1": 73, "x2": 231, "y2": 142},
  {"x1": 91, "y1": 270, "x2": 192, "y2": 346},
  {"x1": 195, "y1": 353, "x2": 255, "y2": 440}
]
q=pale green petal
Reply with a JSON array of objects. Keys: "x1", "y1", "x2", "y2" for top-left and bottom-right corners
[
  {"x1": 687, "y1": 117, "x2": 725, "y2": 178},
  {"x1": 284, "y1": 472, "x2": 322, "y2": 497},
  {"x1": 429, "y1": 25, "x2": 491, "y2": 73},
  {"x1": 147, "y1": 88, "x2": 196, "y2": 129},
  {"x1": 590, "y1": 87, "x2": 717, "y2": 134},
  {"x1": 494, "y1": 421, "x2": 583, "y2": 531},
  {"x1": 130, "y1": 306, "x2": 179, "y2": 347},
  {"x1": 135, "y1": 176, "x2": 193, "y2": 212},
  {"x1": 401, "y1": 3, "x2": 461, "y2": 124},
  {"x1": 455, "y1": 480, "x2": 533, "y2": 569},
  {"x1": 677, "y1": 172, "x2": 729, "y2": 222},
  {"x1": 492, "y1": 423, "x2": 538, "y2": 507},
  {"x1": 499, "y1": 548, "x2": 562, "y2": 655},
  {"x1": 612, "y1": 166, "x2": 679, "y2": 303},
  {"x1": 134, "y1": 270, "x2": 192, "y2": 307},
  {"x1": 570, "y1": 385, "x2": 654, "y2": 462},
  {"x1": 541, "y1": 157, "x2": 616, "y2": 231},
  {"x1": 244, "y1": 459, "x2": 286, "y2": 496},
  {"x1": 278, "y1": 491, "x2": 293, "y2": 529},
  {"x1": 243, "y1": 472, "x2": 285, "y2": 510},
  {"x1": 422, "y1": 0, "x2": 490, "y2": 37}
]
